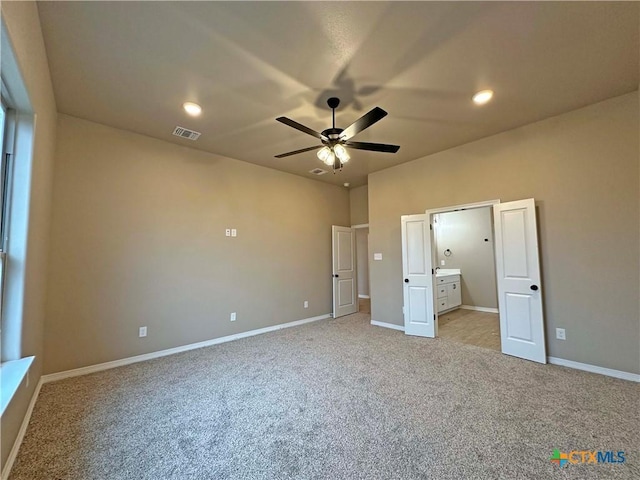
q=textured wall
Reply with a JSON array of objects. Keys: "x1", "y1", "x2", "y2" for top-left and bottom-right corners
[
  {"x1": 369, "y1": 92, "x2": 639, "y2": 374},
  {"x1": 44, "y1": 115, "x2": 350, "y2": 374},
  {"x1": 349, "y1": 185, "x2": 368, "y2": 226}
]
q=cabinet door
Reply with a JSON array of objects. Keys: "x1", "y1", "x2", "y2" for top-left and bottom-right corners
[{"x1": 447, "y1": 282, "x2": 461, "y2": 308}]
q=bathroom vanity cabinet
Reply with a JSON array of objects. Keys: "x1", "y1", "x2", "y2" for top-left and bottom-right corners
[{"x1": 436, "y1": 273, "x2": 461, "y2": 313}]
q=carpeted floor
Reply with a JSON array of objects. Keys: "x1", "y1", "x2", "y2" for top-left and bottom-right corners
[{"x1": 10, "y1": 313, "x2": 639, "y2": 479}]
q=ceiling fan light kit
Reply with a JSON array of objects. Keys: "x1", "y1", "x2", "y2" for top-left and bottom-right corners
[{"x1": 275, "y1": 97, "x2": 399, "y2": 173}]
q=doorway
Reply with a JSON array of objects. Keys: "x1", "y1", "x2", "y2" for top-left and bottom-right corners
[
  {"x1": 401, "y1": 198, "x2": 547, "y2": 363},
  {"x1": 432, "y1": 207, "x2": 499, "y2": 351},
  {"x1": 331, "y1": 224, "x2": 370, "y2": 318},
  {"x1": 354, "y1": 226, "x2": 370, "y2": 314}
]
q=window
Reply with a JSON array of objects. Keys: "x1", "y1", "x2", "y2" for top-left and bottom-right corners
[
  {"x1": 0, "y1": 32, "x2": 37, "y2": 414},
  {"x1": 0, "y1": 99, "x2": 14, "y2": 327}
]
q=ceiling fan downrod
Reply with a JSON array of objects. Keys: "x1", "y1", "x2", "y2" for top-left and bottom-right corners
[{"x1": 327, "y1": 97, "x2": 339, "y2": 131}]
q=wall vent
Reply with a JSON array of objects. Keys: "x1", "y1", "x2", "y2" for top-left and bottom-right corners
[
  {"x1": 309, "y1": 168, "x2": 327, "y2": 176},
  {"x1": 172, "y1": 126, "x2": 201, "y2": 141}
]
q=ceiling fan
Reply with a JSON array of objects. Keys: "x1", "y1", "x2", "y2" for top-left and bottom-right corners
[{"x1": 275, "y1": 97, "x2": 400, "y2": 172}]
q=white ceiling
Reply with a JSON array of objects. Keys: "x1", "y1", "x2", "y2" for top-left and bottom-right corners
[{"x1": 37, "y1": 1, "x2": 639, "y2": 187}]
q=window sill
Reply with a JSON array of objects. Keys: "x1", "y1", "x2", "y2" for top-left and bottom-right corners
[{"x1": 0, "y1": 356, "x2": 35, "y2": 416}]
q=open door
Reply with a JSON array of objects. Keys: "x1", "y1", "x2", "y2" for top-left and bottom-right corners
[
  {"x1": 332, "y1": 226, "x2": 357, "y2": 318},
  {"x1": 493, "y1": 199, "x2": 546, "y2": 363},
  {"x1": 401, "y1": 214, "x2": 435, "y2": 337}
]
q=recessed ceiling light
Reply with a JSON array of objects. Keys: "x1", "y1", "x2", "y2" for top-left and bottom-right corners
[
  {"x1": 183, "y1": 102, "x2": 202, "y2": 116},
  {"x1": 472, "y1": 90, "x2": 494, "y2": 105}
]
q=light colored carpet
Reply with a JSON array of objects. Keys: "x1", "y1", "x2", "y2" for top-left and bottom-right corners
[{"x1": 10, "y1": 313, "x2": 639, "y2": 479}]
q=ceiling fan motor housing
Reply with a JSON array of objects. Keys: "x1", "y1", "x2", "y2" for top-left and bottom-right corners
[{"x1": 321, "y1": 128, "x2": 345, "y2": 145}]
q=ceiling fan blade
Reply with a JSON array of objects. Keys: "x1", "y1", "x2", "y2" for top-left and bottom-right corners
[
  {"x1": 274, "y1": 145, "x2": 322, "y2": 158},
  {"x1": 276, "y1": 117, "x2": 327, "y2": 141},
  {"x1": 340, "y1": 107, "x2": 388, "y2": 140},
  {"x1": 344, "y1": 141, "x2": 400, "y2": 153}
]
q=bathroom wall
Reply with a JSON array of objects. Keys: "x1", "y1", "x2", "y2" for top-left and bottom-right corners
[{"x1": 434, "y1": 208, "x2": 498, "y2": 309}]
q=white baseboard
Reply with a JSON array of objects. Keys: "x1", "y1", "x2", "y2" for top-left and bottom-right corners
[
  {"x1": 460, "y1": 305, "x2": 499, "y2": 314},
  {"x1": 1, "y1": 378, "x2": 43, "y2": 480},
  {"x1": 42, "y1": 314, "x2": 330, "y2": 384},
  {"x1": 358, "y1": 294, "x2": 370, "y2": 299},
  {"x1": 370, "y1": 320, "x2": 405, "y2": 332},
  {"x1": 548, "y1": 357, "x2": 640, "y2": 382}
]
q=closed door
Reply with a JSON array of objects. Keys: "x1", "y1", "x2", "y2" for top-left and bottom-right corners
[
  {"x1": 332, "y1": 226, "x2": 357, "y2": 318},
  {"x1": 493, "y1": 199, "x2": 546, "y2": 363},
  {"x1": 401, "y1": 214, "x2": 435, "y2": 337}
]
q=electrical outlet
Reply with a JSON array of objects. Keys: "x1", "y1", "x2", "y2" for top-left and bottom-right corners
[
  {"x1": 556, "y1": 328, "x2": 566, "y2": 340},
  {"x1": 304, "y1": 300, "x2": 308, "y2": 308},
  {"x1": 441, "y1": 260, "x2": 445, "y2": 266},
  {"x1": 230, "y1": 312, "x2": 236, "y2": 322},
  {"x1": 225, "y1": 229, "x2": 231, "y2": 237},
  {"x1": 231, "y1": 228, "x2": 237, "y2": 237},
  {"x1": 139, "y1": 326, "x2": 147, "y2": 337}
]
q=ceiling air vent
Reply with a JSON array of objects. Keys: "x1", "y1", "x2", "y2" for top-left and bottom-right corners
[
  {"x1": 309, "y1": 168, "x2": 327, "y2": 176},
  {"x1": 172, "y1": 126, "x2": 201, "y2": 141}
]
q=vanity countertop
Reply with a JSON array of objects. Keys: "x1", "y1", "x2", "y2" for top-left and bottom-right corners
[{"x1": 435, "y1": 268, "x2": 461, "y2": 278}]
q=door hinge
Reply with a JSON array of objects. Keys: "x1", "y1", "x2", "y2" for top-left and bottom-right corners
[
  {"x1": 432, "y1": 269, "x2": 434, "y2": 275},
  {"x1": 433, "y1": 314, "x2": 436, "y2": 320},
  {"x1": 430, "y1": 224, "x2": 433, "y2": 230}
]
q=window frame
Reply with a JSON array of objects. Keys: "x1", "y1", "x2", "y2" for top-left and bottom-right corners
[{"x1": 0, "y1": 96, "x2": 16, "y2": 332}]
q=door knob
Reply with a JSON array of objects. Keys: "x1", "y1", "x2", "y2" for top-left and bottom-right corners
[
  {"x1": 333, "y1": 274, "x2": 339, "y2": 278},
  {"x1": 404, "y1": 279, "x2": 409, "y2": 283},
  {"x1": 530, "y1": 285, "x2": 539, "y2": 291}
]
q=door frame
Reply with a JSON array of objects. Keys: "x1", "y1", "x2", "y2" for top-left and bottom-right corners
[{"x1": 426, "y1": 199, "x2": 500, "y2": 340}]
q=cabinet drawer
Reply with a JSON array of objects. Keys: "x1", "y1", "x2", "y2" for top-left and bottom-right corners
[
  {"x1": 436, "y1": 274, "x2": 460, "y2": 285},
  {"x1": 437, "y1": 286, "x2": 447, "y2": 298},
  {"x1": 437, "y1": 296, "x2": 448, "y2": 312}
]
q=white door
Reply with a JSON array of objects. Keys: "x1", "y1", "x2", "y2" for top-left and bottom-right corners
[
  {"x1": 332, "y1": 226, "x2": 357, "y2": 318},
  {"x1": 493, "y1": 199, "x2": 546, "y2": 363},
  {"x1": 401, "y1": 215, "x2": 435, "y2": 337}
]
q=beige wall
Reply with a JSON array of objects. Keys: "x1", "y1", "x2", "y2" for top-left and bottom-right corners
[
  {"x1": 349, "y1": 185, "x2": 368, "y2": 225},
  {"x1": 434, "y1": 208, "x2": 497, "y2": 309},
  {"x1": 369, "y1": 92, "x2": 639, "y2": 374},
  {"x1": 44, "y1": 115, "x2": 350, "y2": 374},
  {"x1": 351, "y1": 186, "x2": 370, "y2": 297},
  {"x1": 356, "y1": 228, "x2": 369, "y2": 297},
  {"x1": 0, "y1": 1, "x2": 57, "y2": 470}
]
